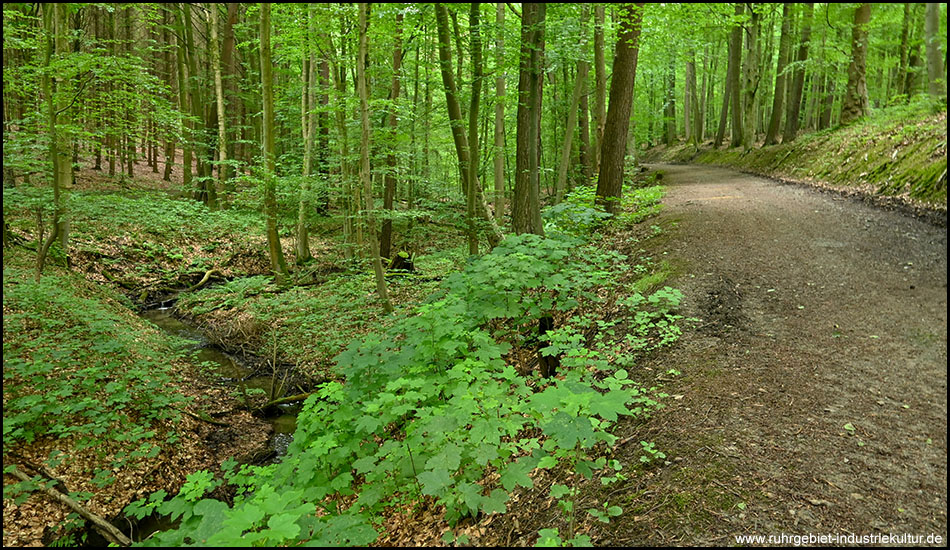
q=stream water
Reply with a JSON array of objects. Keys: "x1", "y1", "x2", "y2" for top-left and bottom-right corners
[{"x1": 141, "y1": 307, "x2": 297, "y2": 457}]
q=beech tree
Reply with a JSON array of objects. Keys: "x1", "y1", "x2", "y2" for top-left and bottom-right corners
[{"x1": 595, "y1": 3, "x2": 645, "y2": 215}]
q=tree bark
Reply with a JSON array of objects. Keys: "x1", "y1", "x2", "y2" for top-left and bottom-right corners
[
  {"x1": 555, "y1": 5, "x2": 590, "y2": 203},
  {"x1": 467, "y1": 4, "x2": 483, "y2": 255},
  {"x1": 783, "y1": 2, "x2": 813, "y2": 143},
  {"x1": 513, "y1": 3, "x2": 545, "y2": 235},
  {"x1": 357, "y1": 2, "x2": 394, "y2": 314},
  {"x1": 740, "y1": 4, "x2": 760, "y2": 150},
  {"x1": 380, "y1": 11, "x2": 404, "y2": 260},
  {"x1": 591, "y1": 4, "x2": 606, "y2": 174},
  {"x1": 765, "y1": 3, "x2": 792, "y2": 145},
  {"x1": 209, "y1": 4, "x2": 228, "y2": 204},
  {"x1": 493, "y1": 2, "x2": 507, "y2": 222},
  {"x1": 924, "y1": 2, "x2": 946, "y2": 98},
  {"x1": 594, "y1": 3, "x2": 644, "y2": 215},
  {"x1": 259, "y1": 3, "x2": 289, "y2": 283},
  {"x1": 433, "y1": 3, "x2": 504, "y2": 247},
  {"x1": 840, "y1": 3, "x2": 871, "y2": 124}
]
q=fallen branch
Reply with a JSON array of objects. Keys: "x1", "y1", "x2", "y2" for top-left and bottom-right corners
[
  {"x1": 7, "y1": 465, "x2": 132, "y2": 547},
  {"x1": 174, "y1": 407, "x2": 230, "y2": 427},
  {"x1": 263, "y1": 392, "x2": 315, "y2": 408},
  {"x1": 185, "y1": 268, "x2": 222, "y2": 293}
]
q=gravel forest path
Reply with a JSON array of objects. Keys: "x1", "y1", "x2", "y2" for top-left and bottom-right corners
[{"x1": 603, "y1": 164, "x2": 947, "y2": 546}]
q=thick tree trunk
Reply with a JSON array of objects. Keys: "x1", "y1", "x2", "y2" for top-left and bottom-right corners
[
  {"x1": 924, "y1": 3, "x2": 946, "y2": 99},
  {"x1": 840, "y1": 3, "x2": 871, "y2": 124},
  {"x1": 513, "y1": 3, "x2": 545, "y2": 235},
  {"x1": 594, "y1": 3, "x2": 644, "y2": 215},
  {"x1": 740, "y1": 5, "x2": 760, "y2": 150}
]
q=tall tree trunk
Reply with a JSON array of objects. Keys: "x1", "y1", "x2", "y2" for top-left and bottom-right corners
[
  {"x1": 466, "y1": 4, "x2": 482, "y2": 255},
  {"x1": 297, "y1": 4, "x2": 319, "y2": 263},
  {"x1": 783, "y1": 2, "x2": 813, "y2": 143},
  {"x1": 728, "y1": 3, "x2": 745, "y2": 148},
  {"x1": 513, "y1": 3, "x2": 545, "y2": 235},
  {"x1": 664, "y1": 51, "x2": 676, "y2": 145},
  {"x1": 924, "y1": 2, "x2": 946, "y2": 99},
  {"x1": 591, "y1": 4, "x2": 606, "y2": 174},
  {"x1": 765, "y1": 3, "x2": 792, "y2": 145},
  {"x1": 259, "y1": 3, "x2": 289, "y2": 283},
  {"x1": 840, "y1": 3, "x2": 871, "y2": 124},
  {"x1": 380, "y1": 11, "x2": 404, "y2": 261},
  {"x1": 37, "y1": 3, "x2": 72, "y2": 280},
  {"x1": 594, "y1": 3, "x2": 644, "y2": 215},
  {"x1": 433, "y1": 3, "x2": 504, "y2": 247},
  {"x1": 740, "y1": 4, "x2": 760, "y2": 150},
  {"x1": 905, "y1": 3, "x2": 925, "y2": 97},
  {"x1": 493, "y1": 2, "x2": 506, "y2": 222},
  {"x1": 209, "y1": 4, "x2": 228, "y2": 204},
  {"x1": 555, "y1": 5, "x2": 590, "y2": 202},
  {"x1": 714, "y1": 33, "x2": 735, "y2": 148},
  {"x1": 357, "y1": 2, "x2": 393, "y2": 314},
  {"x1": 897, "y1": 3, "x2": 913, "y2": 99}
]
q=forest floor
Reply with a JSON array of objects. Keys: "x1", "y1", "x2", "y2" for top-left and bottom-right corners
[{"x1": 556, "y1": 164, "x2": 946, "y2": 545}]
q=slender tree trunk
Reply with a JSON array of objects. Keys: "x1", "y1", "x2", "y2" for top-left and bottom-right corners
[
  {"x1": 379, "y1": 12, "x2": 404, "y2": 261},
  {"x1": 513, "y1": 3, "x2": 545, "y2": 235},
  {"x1": 493, "y1": 2, "x2": 506, "y2": 222},
  {"x1": 840, "y1": 3, "x2": 871, "y2": 124},
  {"x1": 594, "y1": 3, "x2": 644, "y2": 215},
  {"x1": 783, "y1": 2, "x2": 813, "y2": 143},
  {"x1": 897, "y1": 3, "x2": 912, "y2": 99},
  {"x1": 37, "y1": 3, "x2": 71, "y2": 279},
  {"x1": 555, "y1": 5, "x2": 590, "y2": 202},
  {"x1": 466, "y1": 4, "x2": 482, "y2": 255},
  {"x1": 728, "y1": 3, "x2": 745, "y2": 148},
  {"x1": 664, "y1": 52, "x2": 676, "y2": 145},
  {"x1": 297, "y1": 4, "x2": 318, "y2": 263},
  {"x1": 259, "y1": 3, "x2": 289, "y2": 283},
  {"x1": 209, "y1": 4, "x2": 228, "y2": 205},
  {"x1": 765, "y1": 3, "x2": 792, "y2": 145},
  {"x1": 434, "y1": 3, "x2": 504, "y2": 247},
  {"x1": 592, "y1": 4, "x2": 606, "y2": 174},
  {"x1": 357, "y1": 2, "x2": 393, "y2": 314}
]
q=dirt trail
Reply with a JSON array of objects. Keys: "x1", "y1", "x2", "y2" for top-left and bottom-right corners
[{"x1": 606, "y1": 164, "x2": 947, "y2": 545}]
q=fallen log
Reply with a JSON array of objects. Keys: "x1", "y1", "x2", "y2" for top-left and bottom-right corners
[{"x1": 7, "y1": 465, "x2": 133, "y2": 546}]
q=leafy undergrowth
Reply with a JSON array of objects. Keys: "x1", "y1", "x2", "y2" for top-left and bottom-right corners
[
  {"x1": 1, "y1": 248, "x2": 270, "y2": 547},
  {"x1": 131, "y1": 181, "x2": 686, "y2": 547},
  {"x1": 644, "y1": 99, "x2": 947, "y2": 209},
  {"x1": 2, "y1": 185, "x2": 274, "y2": 303}
]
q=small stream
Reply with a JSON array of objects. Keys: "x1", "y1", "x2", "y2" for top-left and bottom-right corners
[{"x1": 141, "y1": 307, "x2": 297, "y2": 458}]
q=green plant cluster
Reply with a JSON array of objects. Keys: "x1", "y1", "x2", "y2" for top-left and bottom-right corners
[
  {"x1": 2, "y1": 266, "x2": 187, "y2": 496},
  {"x1": 134, "y1": 187, "x2": 683, "y2": 546}
]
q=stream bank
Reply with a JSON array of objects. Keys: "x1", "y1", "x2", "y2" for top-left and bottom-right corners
[{"x1": 140, "y1": 305, "x2": 300, "y2": 460}]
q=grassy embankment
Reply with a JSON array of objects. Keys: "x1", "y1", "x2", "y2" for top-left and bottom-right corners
[{"x1": 642, "y1": 101, "x2": 947, "y2": 213}]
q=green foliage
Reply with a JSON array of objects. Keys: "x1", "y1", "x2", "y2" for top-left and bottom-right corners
[
  {"x1": 2, "y1": 266, "x2": 187, "y2": 490},
  {"x1": 137, "y1": 199, "x2": 683, "y2": 546}
]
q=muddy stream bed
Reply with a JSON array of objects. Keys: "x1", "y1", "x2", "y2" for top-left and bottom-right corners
[{"x1": 141, "y1": 306, "x2": 298, "y2": 459}]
